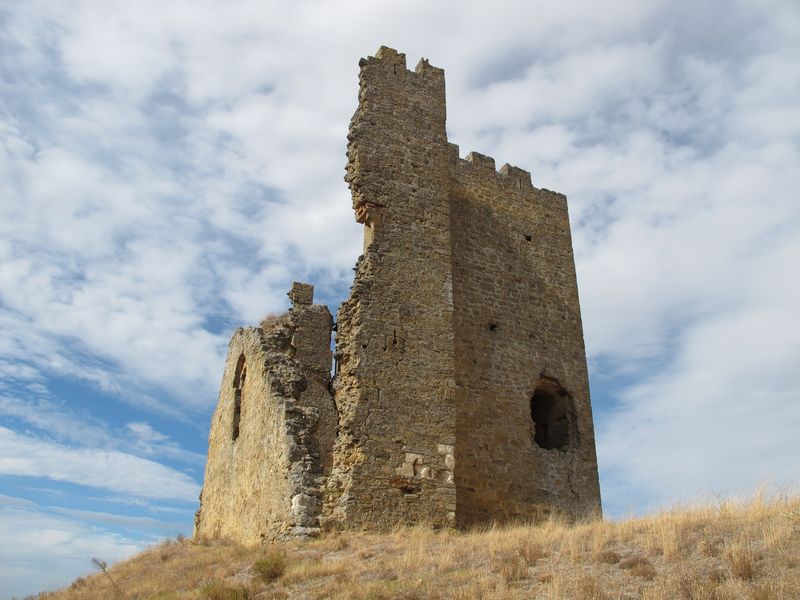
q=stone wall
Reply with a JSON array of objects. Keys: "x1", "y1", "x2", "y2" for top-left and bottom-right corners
[
  {"x1": 448, "y1": 150, "x2": 601, "y2": 526},
  {"x1": 321, "y1": 47, "x2": 458, "y2": 530},
  {"x1": 195, "y1": 284, "x2": 335, "y2": 542}
]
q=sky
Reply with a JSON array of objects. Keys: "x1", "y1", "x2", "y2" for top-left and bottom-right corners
[{"x1": 1, "y1": 0, "x2": 799, "y2": 596}]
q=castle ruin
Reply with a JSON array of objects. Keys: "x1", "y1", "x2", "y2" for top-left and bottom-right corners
[{"x1": 194, "y1": 46, "x2": 601, "y2": 542}]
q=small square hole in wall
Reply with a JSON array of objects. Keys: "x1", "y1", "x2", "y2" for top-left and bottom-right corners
[
  {"x1": 524, "y1": 234, "x2": 532, "y2": 242},
  {"x1": 489, "y1": 323, "x2": 498, "y2": 331}
]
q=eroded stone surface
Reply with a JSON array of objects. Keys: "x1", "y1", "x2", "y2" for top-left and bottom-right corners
[
  {"x1": 195, "y1": 46, "x2": 601, "y2": 543},
  {"x1": 195, "y1": 286, "x2": 335, "y2": 542}
]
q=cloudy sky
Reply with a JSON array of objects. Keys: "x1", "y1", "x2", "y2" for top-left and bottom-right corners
[{"x1": 1, "y1": 0, "x2": 799, "y2": 596}]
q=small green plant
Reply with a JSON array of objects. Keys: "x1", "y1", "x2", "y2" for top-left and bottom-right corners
[{"x1": 254, "y1": 549, "x2": 287, "y2": 582}]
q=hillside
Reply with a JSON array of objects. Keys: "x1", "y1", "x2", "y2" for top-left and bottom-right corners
[{"x1": 32, "y1": 494, "x2": 799, "y2": 600}]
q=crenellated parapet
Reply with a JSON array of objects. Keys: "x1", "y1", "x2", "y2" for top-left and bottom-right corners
[
  {"x1": 448, "y1": 144, "x2": 534, "y2": 193},
  {"x1": 499, "y1": 163, "x2": 535, "y2": 191},
  {"x1": 447, "y1": 143, "x2": 569, "y2": 222},
  {"x1": 358, "y1": 46, "x2": 446, "y2": 88},
  {"x1": 351, "y1": 45, "x2": 446, "y2": 131},
  {"x1": 347, "y1": 46, "x2": 565, "y2": 232}
]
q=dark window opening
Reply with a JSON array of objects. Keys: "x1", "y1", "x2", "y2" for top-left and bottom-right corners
[
  {"x1": 489, "y1": 322, "x2": 498, "y2": 332},
  {"x1": 530, "y1": 377, "x2": 576, "y2": 451},
  {"x1": 232, "y1": 354, "x2": 246, "y2": 441},
  {"x1": 524, "y1": 234, "x2": 532, "y2": 242}
]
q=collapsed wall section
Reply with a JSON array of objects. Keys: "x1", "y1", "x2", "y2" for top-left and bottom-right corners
[
  {"x1": 322, "y1": 47, "x2": 457, "y2": 530},
  {"x1": 195, "y1": 283, "x2": 335, "y2": 542},
  {"x1": 448, "y1": 151, "x2": 602, "y2": 526}
]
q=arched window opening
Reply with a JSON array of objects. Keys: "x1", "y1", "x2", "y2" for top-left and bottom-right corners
[
  {"x1": 232, "y1": 354, "x2": 246, "y2": 441},
  {"x1": 530, "y1": 377, "x2": 576, "y2": 451}
]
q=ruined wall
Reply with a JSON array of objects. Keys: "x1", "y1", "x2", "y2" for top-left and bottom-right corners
[
  {"x1": 195, "y1": 284, "x2": 335, "y2": 542},
  {"x1": 322, "y1": 47, "x2": 457, "y2": 530},
  {"x1": 448, "y1": 151, "x2": 601, "y2": 526},
  {"x1": 197, "y1": 47, "x2": 601, "y2": 540}
]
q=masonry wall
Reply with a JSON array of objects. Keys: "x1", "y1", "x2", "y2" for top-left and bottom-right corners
[
  {"x1": 448, "y1": 152, "x2": 601, "y2": 526},
  {"x1": 195, "y1": 327, "x2": 292, "y2": 543},
  {"x1": 195, "y1": 289, "x2": 336, "y2": 543},
  {"x1": 322, "y1": 47, "x2": 457, "y2": 530}
]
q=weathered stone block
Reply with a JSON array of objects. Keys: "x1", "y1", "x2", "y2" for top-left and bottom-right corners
[{"x1": 289, "y1": 282, "x2": 314, "y2": 306}]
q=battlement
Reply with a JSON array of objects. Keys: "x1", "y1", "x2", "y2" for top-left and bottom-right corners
[
  {"x1": 373, "y1": 45, "x2": 406, "y2": 69},
  {"x1": 356, "y1": 46, "x2": 446, "y2": 102},
  {"x1": 466, "y1": 150, "x2": 496, "y2": 171},
  {"x1": 363, "y1": 46, "x2": 445, "y2": 79},
  {"x1": 447, "y1": 143, "x2": 535, "y2": 194}
]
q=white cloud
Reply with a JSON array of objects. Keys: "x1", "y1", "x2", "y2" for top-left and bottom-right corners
[
  {"x1": 0, "y1": 395, "x2": 114, "y2": 447},
  {"x1": 53, "y1": 506, "x2": 188, "y2": 532},
  {"x1": 0, "y1": 502, "x2": 146, "y2": 599},
  {"x1": 126, "y1": 421, "x2": 205, "y2": 465},
  {"x1": 0, "y1": 389, "x2": 204, "y2": 466},
  {"x1": 0, "y1": 427, "x2": 200, "y2": 502},
  {"x1": 0, "y1": 494, "x2": 37, "y2": 508},
  {"x1": 598, "y1": 296, "x2": 800, "y2": 514}
]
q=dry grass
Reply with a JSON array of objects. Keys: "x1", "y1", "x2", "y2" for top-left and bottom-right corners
[
  {"x1": 619, "y1": 555, "x2": 657, "y2": 580},
  {"x1": 253, "y1": 550, "x2": 287, "y2": 583},
  {"x1": 32, "y1": 493, "x2": 800, "y2": 600}
]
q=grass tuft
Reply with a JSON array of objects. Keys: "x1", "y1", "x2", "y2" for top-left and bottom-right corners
[
  {"x1": 253, "y1": 549, "x2": 287, "y2": 583},
  {"x1": 619, "y1": 554, "x2": 657, "y2": 580},
  {"x1": 725, "y1": 540, "x2": 757, "y2": 580},
  {"x1": 200, "y1": 580, "x2": 254, "y2": 600}
]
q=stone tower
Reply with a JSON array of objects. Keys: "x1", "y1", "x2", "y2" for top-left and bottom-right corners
[{"x1": 195, "y1": 46, "x2": 601, "y2": 542}]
